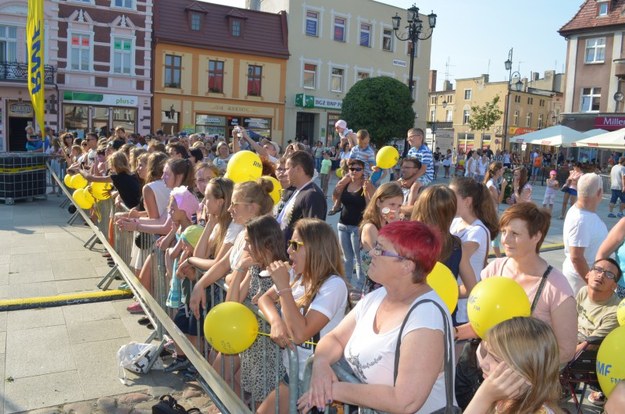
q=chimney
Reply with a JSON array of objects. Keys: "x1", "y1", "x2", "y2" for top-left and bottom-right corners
[
  {"x1": 429, "y1": 70, "x2": 437, "y2": 92},
  {"x1": 481, "y1": 74, "x2": 489, "y2": 83},
  {"x1": 532, "y1": 72, "x2": 540, "y2": 81}
]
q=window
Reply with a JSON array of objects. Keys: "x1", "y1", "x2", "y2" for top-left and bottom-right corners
[
  {"x1": 527, "y1": 97, "x2": 533, "y2": 105},
  {"x1": 462, "y1": 109, "x2": 470, "y2": 124},
  {"x1": 513, "y1": 111, "x2": 519, "y2": 126},
  {"x1": 526, "y1": 112, "x2": 532, "y2": 127},
  {"x1": 446, "y1": 95, "x2": 453, "y2": 104},
  {"x1": 539, "y1": 99, "x2": 545, "y2": 107},
  {"x1": 445, "y1": 110, "x2": 452, "y2": 122},
  {"x1": 306, "y1": 11, "x2": 319, "y2": 37},
  {"x1": 382, "y1": 28, "x2": 393, "y2": 51},
  {"x1": 464, "y1": 89, "x2": 472, "y2": 100},
  {"x1": 0, "y1": 25, "x2": 17, "y2": 62},
  {"x1": 164, "y1": 54, "x2": 182, "y2": 88},
  {"x1": 357, "y1": 71, "x2": 370, "y2": 81},
  {"x1": 113, "y1": 0, "x2": 133, "y2": 8},
  {"x1": 331, "y1": 67, "x2": 344, "y2": 92},
  {"x1": 208, "y1": 60, "x2": 224, "y2": 93},
  {"x1": 514, "y1": 95, "x2": 521, "y2": 103},
  {"x1": 430, "y1": 109, "x2": 436, "y2": 121},
  {"x1": 430, "y1": 96, "x2": 437, "y2": 105},
  {"x1": 191, "y1": 13, "x2": 201, "y2": 31},
  {"x1": 538, "y1": 114, "x2": 544, "y2": 129},
  {"x1": 303, "y1": 63, "x2": 317, "y2": 89},
  {"x1": 581, "y1": 87, "x2": 601, "y2": 112},
  {"x1": 334, "y1": 17, "x2": 346, "y2": 42},
  {"x1": 70, "y1": 33, "x2": 91, "y2": 71},
  {"x1": 232, "y1": 20, "x2": 241, "y2": 37},
  {"x1": 247, "y1": 65, "x2": 262, "y2": 96},
  {"x1": 598, "y1": 1, "x2": 609, "y2": 16},
  {"x1": 360, "y1": 23, "x2": 371, "y2": 47},
  {"x1": 585, "y1": 37, "x2": 606, "y2": 63},
  {"x1": 112, "y1": 38, "x2": 132, "y2": 74}
]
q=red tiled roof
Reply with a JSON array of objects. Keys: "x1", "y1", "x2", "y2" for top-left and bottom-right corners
[
  {"x1": 560, "y1": 0, "x2": 625, "y2": 36},
  {"x1": 153, "y1": 0, "x2": 289, "y2": 59}
]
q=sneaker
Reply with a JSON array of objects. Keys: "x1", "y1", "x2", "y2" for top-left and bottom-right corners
[
  {"x1": 164, "y1": 357, "x2": 190, "y2": 373},
  {"x1": 588, "y1": 391, "x2": 606, "y2": 406},
  {"x1": 127, "y1": 301, "x2": 144, "y2": 314},
  {"x1": 608, "y1": 213, "x2": 617, "y2": 218}
]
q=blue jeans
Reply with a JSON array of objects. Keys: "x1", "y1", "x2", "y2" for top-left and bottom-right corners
[
  {"x1": 315, "y1": 157, "x2": 322, "y2": 172},
  {"x1": 337, "y1": 223, "x2": 363, "y2": 290}
]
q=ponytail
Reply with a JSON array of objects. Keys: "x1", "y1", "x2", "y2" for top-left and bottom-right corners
[{"x1": 451, "y1": 177, "x2": 499, "y2": 239}]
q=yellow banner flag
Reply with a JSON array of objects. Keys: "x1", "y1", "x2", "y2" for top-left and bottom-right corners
[{"x1": 27, "y1": 0, "x2": 45, "y2": 137}]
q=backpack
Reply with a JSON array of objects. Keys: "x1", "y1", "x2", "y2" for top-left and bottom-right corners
[
  {"x1": 117, "y1": 341, "x2": 163, "y2": 384},
  {"x1": 152, "y1": 395, "x2": 201, "y2": 414}
]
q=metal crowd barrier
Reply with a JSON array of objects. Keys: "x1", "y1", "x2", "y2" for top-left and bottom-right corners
[{"x1": 49, "y1": 164, "x2": 310, "y2": 413}]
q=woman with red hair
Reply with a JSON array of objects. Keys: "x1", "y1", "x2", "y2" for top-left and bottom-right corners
[{"x1": 298, "y1": 221, "x2": 454, "y2": 413}]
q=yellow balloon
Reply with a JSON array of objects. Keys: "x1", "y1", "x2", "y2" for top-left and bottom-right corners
[
  {"x1": 467, "y1": 277, "x2": 531, "y2": 338},
  {"x1": 204, "y1": 302, "x2": 259, "y2": 354},
  {"x1": 376, "y1": 146, "x2": 400, "y2": 169},
  {"x1": 336, "y1": 168, "x2": 344, "y2": 178},
  {"x1": 70, "y1": 174, "x2": 88, "y2": 189},
  {"x1": 225, "y1": 151, "x2": 263, "y2": 183},
  {"x1": 72, "y1": 188, "x2": 95, "y2": 209},
  {"x1": 63, "y1": 174, "x2": 73, "y2": 188},
  {"x1": 597, "y1": 325, "x2": 625, "y2": 397},
  {"x1": 262, "y1": 175, "x2": 282, "y2": 205},
  {"x1": 91, "y1": 182, "x2": 112, "y2": 200},
  {"x1": 617, "y1": 298, "x2": 625, "y2": 326},
  {"x1": 426, "y1": 262, "x2": 459, "y2": 313}
]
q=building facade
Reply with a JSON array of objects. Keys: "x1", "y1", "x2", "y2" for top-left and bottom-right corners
[
  {"x1": 251, "y1": 0, "x2": 432, "y2": 145},
  {"x1": 559, "y1": 0, "x2": 625, "y2": 133},
  {"x1": 0, "y1": 1, "x2": 58, "y2": 152},
  {"x1": 152, "y1": 0, "x2": 288, "y2": 144},
  {"x1": 56, "y1": 0, "x2": 153, "y2": 138}
]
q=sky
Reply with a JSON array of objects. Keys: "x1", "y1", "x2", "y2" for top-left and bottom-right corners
[{"x1": 206, "y1": 0, "x2": 584, "y2": 90}]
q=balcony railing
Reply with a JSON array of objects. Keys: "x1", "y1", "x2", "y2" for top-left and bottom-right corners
[{"x1": 0, "y1": 61, "x2": 56, "y2": 83}]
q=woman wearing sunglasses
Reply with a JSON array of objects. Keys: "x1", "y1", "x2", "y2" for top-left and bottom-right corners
[
  {"x1": 298, "y1": 220, "x2": 452, "y2": 413},
  {"x1": 465, "y1": 317, "x2": 563, "y2": 414},
  {"x1": 331, "y1": 158, "x2": 375, "y2": 295},
  {"x1": 257, "y1": 218, "x2": 348, "y2": 414}
]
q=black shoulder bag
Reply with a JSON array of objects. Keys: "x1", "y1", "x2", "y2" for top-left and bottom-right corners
[
  {"x1": 454, "y1": 263, "x2": 552, "y2": 410},
  {"x1": 394, "y1": 298, "x2": 461, "y2": 414}
]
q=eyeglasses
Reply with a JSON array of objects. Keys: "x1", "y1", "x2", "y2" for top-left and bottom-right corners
[
  {"x1": 230, "y1": 201, "x2": 252, "y2": 208},
  {"x1": 591, "y1": 266, "x2": 618, "y2": 280},
  {"x1": 371, "y1": 242, "x2": 407, "y2": 260},
  {"x1": 288, "y1": 239, "x2": 305, "y2": 251},
  {"x1": 349, "y1": 167, "x2": 363, "y2": 172}
]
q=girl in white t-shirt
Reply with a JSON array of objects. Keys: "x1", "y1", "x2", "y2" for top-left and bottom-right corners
[
  {"x1": 258, "y1": 219, "x2": 348, "y2": 414},
  {"x1": 450, "y1": 177, "x2": 499, "y2": 325}
]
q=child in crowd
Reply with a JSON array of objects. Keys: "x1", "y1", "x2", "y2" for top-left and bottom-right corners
[
  {"x1": 542, "y1": 170, "x2": 559, "y2": 212},
  {"x1": 319, "y1": 151, "x2": 332, "y2": 196}
]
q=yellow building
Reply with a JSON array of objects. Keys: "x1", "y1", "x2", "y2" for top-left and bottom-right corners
[{"x1": 153, "y1": 1, "x2": 289, "y2": 143}]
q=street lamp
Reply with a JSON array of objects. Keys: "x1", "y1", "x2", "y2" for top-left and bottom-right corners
[
  {"x1": 502, "y1": 48, "x2": 524, "y2": 150},
  {"x1": 392, "y1": 4, "x2": 437, "y2": 156}
]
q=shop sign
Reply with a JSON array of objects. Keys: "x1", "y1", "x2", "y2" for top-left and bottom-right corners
[
  {"x1": 594, "y1": 116, "x2": 625, "y2": 130},
  {"x1": 393, "y1": 59, "x2": 407, "y2": 67},
  {"x1": 314, "y1": 97, "x2": 342, "y2": 110},
  {"x1": 196, "y1": 115, "x2": 225, "y2": 126},
  {"x1": 63, "y1": 91, "x2": 138, "y2": 107},
  {"x1": 243, "y1": 117, "x2": 270, "y2": 129},
  {"x1": 8, "y1": 101, "x2": 34, "y2": 117},
  {"x1": 295, "y1": 93, "x2": 342, "y2": 110},
  {"x1": 509, "y1": 127, "x2": 535, "y2": 136}
]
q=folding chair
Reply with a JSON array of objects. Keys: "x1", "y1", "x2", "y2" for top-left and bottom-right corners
[{"x1": 559, "y1": 337, "x2": 603, "y2": 414}]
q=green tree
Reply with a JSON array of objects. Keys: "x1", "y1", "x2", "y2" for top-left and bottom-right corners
[
  {"x1": 468, "y1": 96, "x2": 503, "y2": 137},
  {"x1": 341, "y1": 76, "x2": 415, "y2": 148}
]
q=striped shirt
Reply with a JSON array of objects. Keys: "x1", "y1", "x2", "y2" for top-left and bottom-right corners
[
  {"x1": 408, "y1": 144, "x2": 434, "y2": 183},
  {"x1": 348, "y1": 145, "x2": 376, "y2": 176}
]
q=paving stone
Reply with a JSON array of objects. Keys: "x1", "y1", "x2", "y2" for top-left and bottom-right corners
[
  {"x1": 55, "y1": 278, "x2": 103, "y2": 294},
  {"x1": 4, "y1": 371, "x2": 83, "y2": 414},
  {"x1": 62, "y1": 302, "x2": 119, "y2": 324},
  {"x1": 96, "y1": 397, "x2": 117, "y2": 412},
  {"x1": 1, "y1": 281, "x2": 58, "y2": 300},
  {"x1": 8, "y1": 269, "x2": 55, "y2": 285},
  {"x1": 7, "y1": 307, "x2": 66, "y2": 332},
  {"x1": 115, "y1": 393, "x2": 151, "y2": 406},
  {"x1": 61, "y1": 401, "x2": 96, "y2": 414},
  {"x1": 0, "y1": 312, "x2": 7, "y2": 332},
  {"x1": 67, "y1": 319, "x2": 128, "y2": 344},
  {"x1": 9, "y1": 253, "x2": 52, "y2": 273}
]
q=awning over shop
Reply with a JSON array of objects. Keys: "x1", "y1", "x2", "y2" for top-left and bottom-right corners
[
  {"x1": 573, "y1": 127, "x2": 625, "y2": 149},
  {"x1": 511, "y1": 125, "x2": 584, "y2": 147}
]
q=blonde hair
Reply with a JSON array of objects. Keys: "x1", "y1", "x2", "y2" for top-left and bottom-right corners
[
  {"x1": 233, "y1": 178, "x2": 274, "y2": 216},
  {"x1": 360, "y1": 182, "x2": 404, "y2": 234},
  {"x1": 485, "y1": 317, "x2": 563, "y2": 414},
  {"x1": 108, "y1": 150, "x2": 131, "y2": 175},
  {"x1": 292, "y1": 219, "x2": 345, "y2": 310},
  {"x1": 205, "y1": 177, "x2": 234, "y2": 257}
]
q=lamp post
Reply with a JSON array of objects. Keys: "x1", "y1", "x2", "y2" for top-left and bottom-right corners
[
  {"x1": 392, "y1": 4, "x2": 436, "y2": 156},
  {"x1": 502, "y1": 48, "x2": 524, "y2": 150}
]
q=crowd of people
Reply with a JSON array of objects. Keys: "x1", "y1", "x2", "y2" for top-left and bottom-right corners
[{"x1": 44, "y1": 118, "x2": 625, "y2": 413}]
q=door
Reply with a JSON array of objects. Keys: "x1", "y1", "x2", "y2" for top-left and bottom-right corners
[
  {"x1": 296, "y1": 112, "x2": 315, "y2": 143},
  {"x1": 8, "y1": 117, "x2": 29, "y2": 152}
]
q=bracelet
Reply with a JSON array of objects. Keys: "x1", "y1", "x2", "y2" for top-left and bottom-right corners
[{"x1": 274, "y1": 285, "x2": 292, "y2": 297}]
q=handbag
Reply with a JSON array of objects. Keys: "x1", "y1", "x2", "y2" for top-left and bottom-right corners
[
  {"x1": 454, "y1": 262, "x2": 552, "y2": 409},
  {"x1": 134, "y1": 232, "x2": 152, "y2": 249},
  {"x1": 152, "y1": 395, "x2": 201, "y2": 414},
  {"x1": 394, "y1": 298, "x2": 461, "y2": 414}
]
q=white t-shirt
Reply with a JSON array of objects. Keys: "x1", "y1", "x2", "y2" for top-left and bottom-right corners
[
  {"x1": 344, "y1": 288, "x2": 453, "y2": 414},
  {"x1": 610, "y1": 164, "x2": 625, "y2": 190},
  {"x1": 450, "y1": 217, "x2": 489, "y2": 323},
  {"x1": 283, "y1": 275, "x2": 348, "y2": 379},
  {"x1": 563, "y1": 205, "x2": 608, "y2": 294},
  {"x1": 229, "y1": 230, "x2": 247, "y2": 271}
]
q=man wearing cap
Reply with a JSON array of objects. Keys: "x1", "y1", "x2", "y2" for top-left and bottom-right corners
[
  {"x1": 406, "y1": 127, "x2": 434, "y2": 187},
  {"x1": 335, "y1": 119, "x2": 357, "y2": 148}
]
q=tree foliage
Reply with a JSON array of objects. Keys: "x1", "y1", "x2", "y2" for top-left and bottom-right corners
[
  {"x1": 468, "y1": 96, "x2": 503, "y2": 133},
  {"x1": 341, "y1": 76, "x2": 415, "y2": 148}
]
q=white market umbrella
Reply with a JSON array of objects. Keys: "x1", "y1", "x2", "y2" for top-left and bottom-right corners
[
  {"x1": 521, "y1": 125, "x2": 584, "y2": 147},
  {"x1": 573, "y1": 127, "x2": 625, "y2": 149}
]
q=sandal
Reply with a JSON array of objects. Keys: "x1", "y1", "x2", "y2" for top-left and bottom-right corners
[{"x1": 588, "y1": 391, "x2": 605, "y2": 406}]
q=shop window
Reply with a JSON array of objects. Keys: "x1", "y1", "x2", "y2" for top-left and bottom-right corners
[
  {"x1": 164, "y1": 54, "x2": 182, "y2": 88},
  {"x1": 247, "y1": 65, "x2": 262, "y2": 96},
  {"x1": 209, "y1": 60, "x2": 224, "y2": 93}
]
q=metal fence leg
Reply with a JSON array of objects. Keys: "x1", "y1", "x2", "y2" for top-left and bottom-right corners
[
  {"x1": 59, "y1": 198, "x2": 70, "y2": 208},
  {"x1": 68, "y1": 211, "x2": 82, "y2": 225},
  {"x1": 97, "y1": 264, "x2": 120, "y2": 290},
  {"x1": 83, "y1": 234, "x2": 98, "y2": 249}
]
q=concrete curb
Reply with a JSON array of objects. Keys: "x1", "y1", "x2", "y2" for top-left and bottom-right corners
[{"x1": 0, "y1": 289, "x2": 133, "y2": 311}]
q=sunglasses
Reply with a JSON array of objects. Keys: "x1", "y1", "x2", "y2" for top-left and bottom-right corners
[
  {"x1": 591, "y1": 266, "x2": 618, "y2": 280},
  {"x1": 349, "y1": 167, "x2": 363, "y2": 172},
  {"x1": 288, "y1": 239, "x2": 304, "y2": 251}
]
